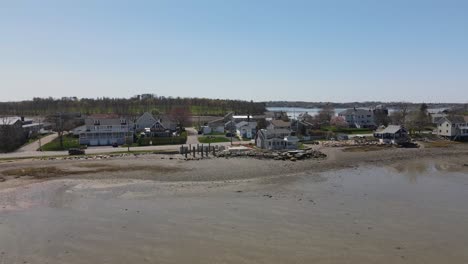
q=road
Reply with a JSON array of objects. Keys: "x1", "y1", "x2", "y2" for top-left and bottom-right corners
[
  {"x1": 0, "y1": 138, "x2": 251, "y2": 160},
  {"x1": 15, "y1": 133, "x2": 59, "y2": 152}
]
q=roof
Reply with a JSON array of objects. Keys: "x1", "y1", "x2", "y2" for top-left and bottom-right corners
[
  {"x1": 439, "y1": 115, "x2": 467, "y2": 124},
  {"x1": 85, "y1": 118, "x2": 133, "y2": 126},
  {"x1": 339, "y1": 108, "x2": 373, "y2": 116},
  {"x1": 22, "y1": 123, "x2": 43, "y2": 128},
  {"x1": 208, "y1": 118, "x2": 224, "y2": 125},
  {"x1": 270, "y1": 119, "x2": 290, "y2": 128},
  {"x1": 284, "y1": 136, "x2": 299, "y2": 142},
  {"x1": 136, "y1": 112, "x2": 157, "y2": 123},
  {"x1": 375, "y1": 125, "x2": 405, "y2": 134},
  {"x1": 1, "y1": 116, "x2": 22, "y2": 125},
  {"x1": 88, "y1": 114, "x2": 119, "y2": 119},
  {"x1": 233, "y1": 115, "x2": 253, "y2": 119},
  {"x1": 236, "y1": 121, "x2": 257, "y2": 128},
  {"x1": 299, "y1": 120, "x2": 315, "y2": 127},
  {"x1": 266, "y1": 128, "x2": 291, "y2": 136}
]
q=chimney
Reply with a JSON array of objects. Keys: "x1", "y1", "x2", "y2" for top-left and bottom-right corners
[{"x1": 21, "y1": 116, "x2": 25, "y2": 122}]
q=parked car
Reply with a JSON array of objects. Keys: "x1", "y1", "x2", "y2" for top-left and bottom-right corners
[
  {"x1": 112, "y1": 142, "x2": 119, "y2": 148},
  {"x1": 225, "y1": 132, "x2": 235, "y2": 137},
  {"x1": 68, "y1": 148, "x2": 85, "y2": 155}
]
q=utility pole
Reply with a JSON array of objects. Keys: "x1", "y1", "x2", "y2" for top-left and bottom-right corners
[{"x1": 230, "y1": 115, "x2": 234, "y2": 146}]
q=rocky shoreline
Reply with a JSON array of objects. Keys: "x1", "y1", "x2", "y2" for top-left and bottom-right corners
[{"x1": 216, "y1": 149, "x2": 327, "y2": 161}]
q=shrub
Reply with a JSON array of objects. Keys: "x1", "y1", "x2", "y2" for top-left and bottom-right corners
[{"x1": 138, "y1": 132, "x2": 187, "y2": 146}]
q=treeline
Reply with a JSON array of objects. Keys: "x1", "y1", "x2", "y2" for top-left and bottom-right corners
[
  {"x1": 0, "y1": 96, "x2": 267, "y2": 116},
  {"x1": 265, "y1": 101, "x2": 465, "y2": 110}
]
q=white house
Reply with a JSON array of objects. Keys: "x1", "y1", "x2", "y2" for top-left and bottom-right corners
[
  {"x1": 436, "y1": 115, "x2": 468, "y2": 140},
  {"x1": 338, "y1": 108, "x2": 375, "y2": 128},
  {"x1": 79, "y1": 117, "x2": 134, "y2": 146},
  {"x1": 236, "y1": 121, "x2": 257, "y2": 139},
  {"x1": 205, "y1": 118, "x2": 225, "y2": 134},
  {"x1": 256, "y1": 128, "x2": 299, "y2": 150},
  {"x1": 430, "y1": 113, "x2": 447, "y2": 125}
]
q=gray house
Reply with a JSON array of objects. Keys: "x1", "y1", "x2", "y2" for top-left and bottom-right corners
[
  {"x1": 135, "y1": 112, "x2": 158, "y2": 132},
  {"x1": 373, "y1": 125, "x2": 408, "y2": 144}
]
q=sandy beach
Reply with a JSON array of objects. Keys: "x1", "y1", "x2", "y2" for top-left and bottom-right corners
[{"x1": 1, "y1": 144, "x2": 468, "y2": 263}]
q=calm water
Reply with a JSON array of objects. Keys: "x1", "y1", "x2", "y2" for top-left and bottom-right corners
[
  {"x1": 0, "y1": 158, "x2": 467, "y2": 263},
  {"x1": 266, "y1": 107, "x2": 445, "y2": 119},
  {"x1": 266, "y1": 107, "x2": 346, "y2": 118}
]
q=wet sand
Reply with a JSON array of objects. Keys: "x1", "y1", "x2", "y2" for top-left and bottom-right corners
[{"x1": 1, "y1": 146, "x2": 468, "y2": 263}]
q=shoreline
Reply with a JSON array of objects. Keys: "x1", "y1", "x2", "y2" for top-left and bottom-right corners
[{"x1": 1, "y1": 144, "x2": 467, "y2": 191}]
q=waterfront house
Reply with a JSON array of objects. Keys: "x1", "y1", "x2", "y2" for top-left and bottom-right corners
[
  {"x1": 79, "y1": 116, "x2": 134, "y2": 146},
  {"x1": 436, "y1": 115, "x2": 468, "y2": 140},
  {"x1": 206, "y1": 118, "x2": 225, "y2": 134},
  {"x1": 256, "y1": 128, "x2": 299, "y2": 150},
  {"x1": 430, "y1": 113, "x2": 448, "y2": 125},
  {"x1": 236, "y1": 121, "x2": 257, "y2": 139},
  {"x1": 147, "y1": 120, "x2": 172, "y2": 137},
  {"x1": 135, "y1": 112, "x2": 158, "y2": 132},
  {"x1": 338, "y1": 108, "x2": 375, "y2": 128},
  {"x1": 373, "y1": 125, "x2": 408, "y2": 144},
  {"x1": 267, "y1": 119, "x2": 291, "y2": 130}
]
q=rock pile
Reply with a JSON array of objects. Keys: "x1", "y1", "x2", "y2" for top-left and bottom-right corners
[
  {"x1": 321, "y1": 140, "x2": 380, "y2": 148},
  {"x1": 216, "y1": 149, "x2": 326, "y2": 161}
]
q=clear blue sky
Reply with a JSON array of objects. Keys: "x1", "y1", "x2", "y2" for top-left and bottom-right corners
[{"x1": 1, "y1": 0, "x2": 467, "y2": 103}]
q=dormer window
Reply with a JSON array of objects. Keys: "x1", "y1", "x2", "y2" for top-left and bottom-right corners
[
  {"x1": 94, "y1": 120, "x2": 100, "y2": 125},
  {"x1": 120, "y1": 119, "x2": 127, "y2": 125}
]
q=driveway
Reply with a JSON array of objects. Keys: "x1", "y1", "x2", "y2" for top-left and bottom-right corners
[
  {"x1": 185, "y1": 127, "x2": 200, "y2": 145},
  {"x1": 15, "y1": 133, "x2": 58, "y2": 152}
]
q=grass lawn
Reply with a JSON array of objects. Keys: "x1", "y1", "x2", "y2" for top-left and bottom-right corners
[
  {"x1": 198, "y1": 136, "x2": 231, "y2": 143},
  {"x1": 423, "y1": 141, "x2": 459, "y2": 148},
  {"x1": 205, "y1": 131, "x2": 226, "y2": 136},
  {"x1": 321, "y1": 126, "x2": 373, "y2": 134},
  {"x1": 342, "y1": 145, "x2": 392, "y2": 152},
  {"x1": 25, "y1": 133, "x2": 52, "y2": 145},
  {"x1": 41, "y1": 135, "x2": 81, "y2": 151}
]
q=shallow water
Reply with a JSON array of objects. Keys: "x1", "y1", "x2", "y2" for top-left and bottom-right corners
[{"x1": 0, "y1": 159, "x2": 467, "y2": 263}]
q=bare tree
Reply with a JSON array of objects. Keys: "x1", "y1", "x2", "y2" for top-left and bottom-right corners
[
  {"x1": 169, "y1": 107, "x2": 192, "y2": 128},
  {"x1": 46, "y1": 113, "x2": 78, "y2": 149},
  {"x1": 390, "y1": 104, "x2": 408, "y2": 125},
  {"x1": 315, "y1": 104, "x2": 335, "y2": 127},
  {"x1": 330, "y1": 116, "x2": 348, "y2": 128}
]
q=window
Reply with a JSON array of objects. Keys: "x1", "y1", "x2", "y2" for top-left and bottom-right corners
[{"x1": 94, "y1": 120, "x2": 100, "y2": 125}]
